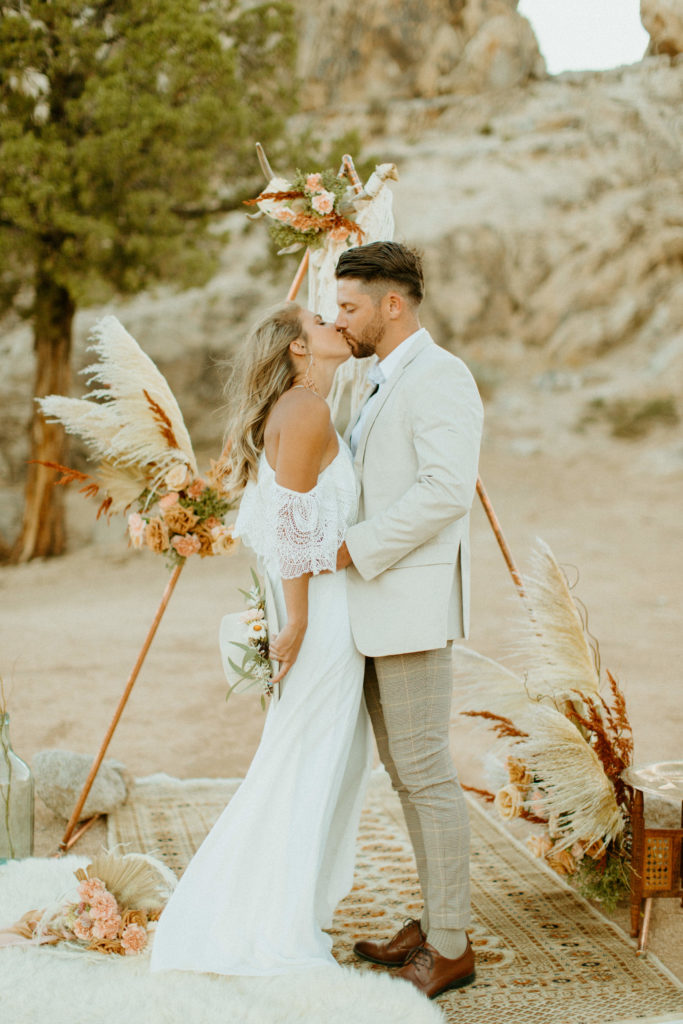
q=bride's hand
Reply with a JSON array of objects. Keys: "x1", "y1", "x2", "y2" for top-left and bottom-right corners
[{"x1": 269, "y1": 620, "x2": 307, "y2": 683}]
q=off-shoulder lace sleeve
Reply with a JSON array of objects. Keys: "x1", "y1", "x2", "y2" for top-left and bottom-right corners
[{"x1": 271, "y1": 481, "x2": 341, "y2": 578}]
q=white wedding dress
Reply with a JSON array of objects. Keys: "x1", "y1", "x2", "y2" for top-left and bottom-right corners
[{"x1": 150, "y1": 439, "x2": 372, "y2": 976}]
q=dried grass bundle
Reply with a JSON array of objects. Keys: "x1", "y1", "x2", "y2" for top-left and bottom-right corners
[
  {"x1": 515, "y1": 704, "x2": 624, "y2": 850},
  {"x1": 38, "y1": 316, "x2": 197, "y2": 507},
  {"x1": 519, "y1": 539, "x2": 601, "y2": 700}
]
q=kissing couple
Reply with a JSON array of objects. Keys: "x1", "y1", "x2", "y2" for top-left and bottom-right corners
[{"x1": 151, "y1": 241, "x2": 484, "y2": 1000}]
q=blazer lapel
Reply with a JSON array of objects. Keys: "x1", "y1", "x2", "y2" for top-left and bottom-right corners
[{"x1": 354, "y1": 330, "x2": 433, "y2": 468}]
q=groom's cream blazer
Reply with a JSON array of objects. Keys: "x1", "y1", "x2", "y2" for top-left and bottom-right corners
[{"x1": 343, "y1": 329, "x2": 483, "y2": 657}]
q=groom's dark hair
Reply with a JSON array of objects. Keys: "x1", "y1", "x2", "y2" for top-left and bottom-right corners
[{"x1": 335, "y1": 242, "x2": 424, "y2": 306}]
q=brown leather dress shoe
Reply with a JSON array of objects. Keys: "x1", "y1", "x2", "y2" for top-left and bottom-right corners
[
  {"x1": 353, "y1": 918, "x2": 426, "y2": 966},
  {"x1": 397, "y1": 937, "x2": 476, "y2": 999}
]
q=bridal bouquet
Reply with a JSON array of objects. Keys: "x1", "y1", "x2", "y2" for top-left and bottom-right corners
[
  {"x1": 220, "y1": 569, "x2": 274, "y2": 708},
  {"x1": 455, "y1": 540, "x2": 634, "y2": 910},
  {"x1": 37, "y1": 316, "x2": 237, "y2": 567},
  {"x1": 245, "y1": 167, "x2": 364, "y2": 254},
  {"x1": 0, "y1": 852, "x2": 174, "y2": 955}
]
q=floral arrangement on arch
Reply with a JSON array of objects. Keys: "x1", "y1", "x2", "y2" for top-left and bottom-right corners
[
  {"x1": 245, "y1": 168, "x2": 364, "y2": 254},
  {"x1": 37, "y1": 315, "x2": 237, "y2": 566},
  {"x1": 0, "y1": 851, "x2": 174, "y2": 955},
  {"x1": 454, "y1": 540, "x2": 634, "y2": 911}
]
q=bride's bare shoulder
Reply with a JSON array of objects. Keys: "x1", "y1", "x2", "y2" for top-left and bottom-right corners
[{"x1": 271, "y1": 388, "x2": 330, "y2": 431}]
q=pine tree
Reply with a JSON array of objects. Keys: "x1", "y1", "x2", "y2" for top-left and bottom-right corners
[{"x1": 0, "y1": 0, "x2": 296, "y2": 560}]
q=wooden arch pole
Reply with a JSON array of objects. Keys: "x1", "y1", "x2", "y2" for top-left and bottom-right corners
[{"x1": 58, "y1": 564, "x2": 184, "y2": 852}]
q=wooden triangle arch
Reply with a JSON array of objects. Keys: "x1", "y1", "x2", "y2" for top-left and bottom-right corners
[{"x1": 57, "y1": 151, "x2": 523, "y2": 854}]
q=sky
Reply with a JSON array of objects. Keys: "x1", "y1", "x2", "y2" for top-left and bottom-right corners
[{"x1": 518, "y1": 0, "x2": 650, "y2": 74}]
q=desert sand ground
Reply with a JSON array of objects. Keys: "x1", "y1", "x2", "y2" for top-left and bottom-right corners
[{"x1": 1, "y1": 406, "x2": 682, "y2": 982}]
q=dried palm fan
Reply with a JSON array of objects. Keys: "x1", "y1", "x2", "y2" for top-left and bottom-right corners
[
  {"x1": 454, "y1": 538, "x2": 630, "y2": 851},
  {"x1": 38, "y1": 316, "x2": 198, "y2": 512},
  {"x1": 76, "y1": 851, "x2": 176, "y2": 911}
]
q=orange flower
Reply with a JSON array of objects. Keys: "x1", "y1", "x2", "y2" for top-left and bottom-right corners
[
  {"x1": 144, "y1": 517, "x2": 170, "y2": 553},
  {"x1": 163, "y1": 505, "x2": 199, "y2": 536},
  {"x1": 507, "y1": 757, "x2": 532, "y2": 790}
]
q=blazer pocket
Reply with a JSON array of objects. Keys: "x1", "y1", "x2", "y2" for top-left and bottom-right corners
[{"x1": 391, "y1": 541, "x2": 461, "y2": 570}]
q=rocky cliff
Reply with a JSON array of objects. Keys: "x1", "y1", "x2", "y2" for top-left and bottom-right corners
[{"x1": 1, "y1": 6, "x2": 681, "y2": 548}]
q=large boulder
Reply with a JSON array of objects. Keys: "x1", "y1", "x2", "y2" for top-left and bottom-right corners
[
  {"x1": 33, "y1": 749, "x2": 131, "y2": 820},
  {"x1": 641, "y1": 0, "x2": 683, "y2": 56},
  {"x1": 292, "y1": 0, "x2": 545, "y2": 108}
]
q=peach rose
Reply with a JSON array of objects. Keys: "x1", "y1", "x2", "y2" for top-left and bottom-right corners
[
  {"x1": 192, "y1": 522, "x2": 215, "y2": 558},
  {"x1": 163, "y1": 505, "x2": 199, "y2": 536},
  {"x1": 186, "y1": 477, "x2": 207, "y2": 499},
  {"x1": 304, "y1": 173, "x2": 323, "y2": 193},
  {"x1": 211, "y1": 523, "x2": 237, "y2": 555},
  {"x1": 527, "y1": 833, "x2": 553, "y2": 859},
  {"x1": 547, "y1": 846, "x2": 577, "y2": 876},
  {"x1": 164, "y1": 463, "x2": 191, "y2": 491},
  {"x1": 507, "y1": 757, "x2": 532, "y2": 790},
  {"x1": 127, "y1": 512, "x2": 146, "y2": 549},
  {"x1": 120, "y1": 922, "x2": 147, "y2": 955},
  {"x1": 159, "y1": 491, "x2": 179, "y2": 511},
  {"x1": 494, "y1": 784, "x2": 523, "y2": 820},
  {"x1": 311, "y1": 190, "x2": 335, "y2": 215},
  {"x1": 144, "y1": 516, "x2": 170, "y2": 553},
  {"x1": 171, "y1": 533, "x2": 201, "y2": 558},
  {"x1": 274, "y1": 206, "x2": 295, "y2": 223}
]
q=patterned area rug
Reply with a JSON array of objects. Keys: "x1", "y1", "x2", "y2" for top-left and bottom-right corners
[{"x1": 109, "y1": 775, "x2": 683, "y2": 1024}]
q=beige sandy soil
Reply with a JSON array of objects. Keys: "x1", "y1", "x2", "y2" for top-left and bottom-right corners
[{"x1": 1, "y1": 416, "x2": 682, "y2": 980}]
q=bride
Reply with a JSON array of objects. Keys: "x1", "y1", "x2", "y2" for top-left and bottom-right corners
[{"x1": 150, "y1": 303, "x2": 372, "y2": 976}]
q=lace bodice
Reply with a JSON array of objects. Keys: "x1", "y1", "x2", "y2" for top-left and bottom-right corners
[{"x1": 234, "y1": 441, "x2": 358, "y2": 579}]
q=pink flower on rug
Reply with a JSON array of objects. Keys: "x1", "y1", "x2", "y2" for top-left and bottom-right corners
[
  {"x1": 72, "y1": 913, "x2": 94, "y2": 941},
  {"x1": 91, "y1": 908, "x2": 122, "y2": 941},
  {"x1": 311, "y1": 190, "x2": 335, "y2": 215},
  {"x1": 159, "y1": 492, "x2": 179, "y2": 511},
  {"x1": 127, "y1": 512, "x2": 146, "y2": 549},
  {"x1": 304, "y1": 173, "x2": 323, "y2": 193},
  {"x1": 171, "y1": 533, "x2": 202, "y2": 558},
  {"x1": 77, "y1": 877, "x2": 107, "y2": 904},
  {"x1": 121, "y1": 923, "x2": 148, "y2": 955}
]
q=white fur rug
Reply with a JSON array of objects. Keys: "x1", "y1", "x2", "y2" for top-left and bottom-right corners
[{"x1": 0, "y1": 856, "x2": 443, "y2": 1024}]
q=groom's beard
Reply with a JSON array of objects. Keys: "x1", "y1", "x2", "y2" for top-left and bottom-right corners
[{"x1": 343, "y1": 307, "x2": 385, "y2": 359}]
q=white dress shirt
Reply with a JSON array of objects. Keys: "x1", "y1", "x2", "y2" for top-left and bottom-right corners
[{"x1": 349, "y1": 329, "x2": 424, "y2": 455}]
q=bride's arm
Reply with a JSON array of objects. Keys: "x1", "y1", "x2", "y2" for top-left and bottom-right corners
[{"x1": 268, "y1": 395, "x2": 330, "y2": 683}]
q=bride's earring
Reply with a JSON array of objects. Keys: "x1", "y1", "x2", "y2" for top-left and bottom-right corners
[{"x1": 301, "y1": 354, "x2": 318, "y2": 393}]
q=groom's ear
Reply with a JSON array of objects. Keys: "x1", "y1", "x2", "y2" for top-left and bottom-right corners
[{"x1": 384, "y1": 291, "x2": 404, "y2": 319}]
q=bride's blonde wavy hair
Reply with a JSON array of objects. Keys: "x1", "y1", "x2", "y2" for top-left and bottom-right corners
[{"x1": 220, "y1": 302, "x2": 308, "y2": 499}]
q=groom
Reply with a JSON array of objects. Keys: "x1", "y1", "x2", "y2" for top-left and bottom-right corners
[{"x1": 334, "y1": 242, "x2": 484, "y2": 999}]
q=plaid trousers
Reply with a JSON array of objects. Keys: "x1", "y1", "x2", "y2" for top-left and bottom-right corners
[{"x1": 364, "y1": 644, "x2": 471, "y2": 930}]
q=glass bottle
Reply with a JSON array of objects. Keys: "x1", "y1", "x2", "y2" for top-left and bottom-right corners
[{"x1": 0, "y1": 712, "x2": 34, "y2": 862}]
